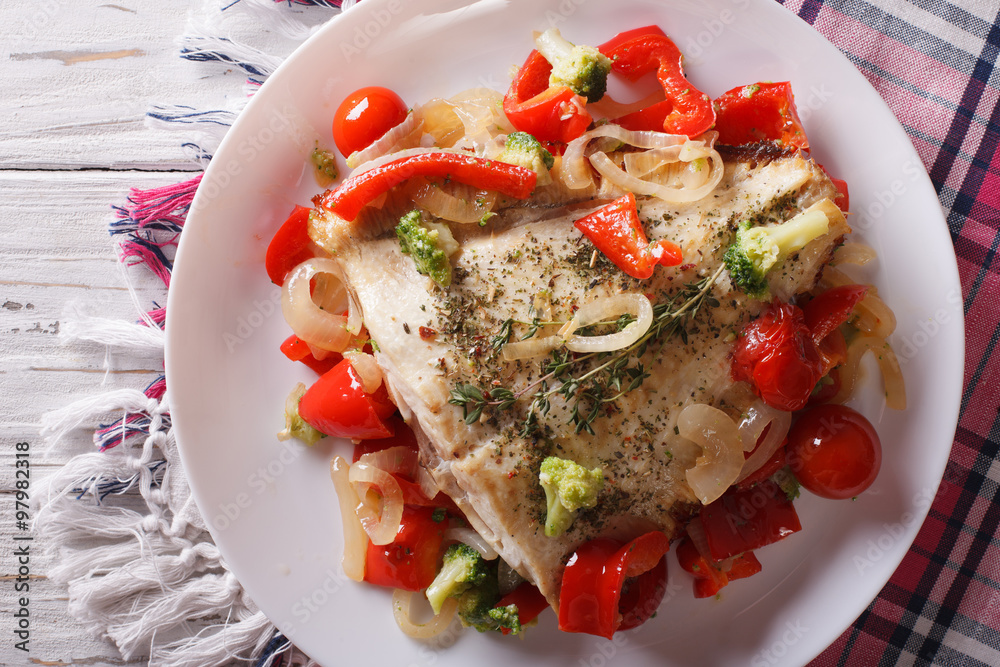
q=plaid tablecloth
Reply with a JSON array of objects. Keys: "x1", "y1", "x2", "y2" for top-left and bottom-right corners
[{"x1": 779, "y1": 1, "x2": 1000, "y2": 664}]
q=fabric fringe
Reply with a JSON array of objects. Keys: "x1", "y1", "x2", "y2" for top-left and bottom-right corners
[
  {"x1": 111, "y1": 173, "x2": 204, "y2": 288},
  {"x1": 60, "y1": 301, "x2": 167, "y2": 352}
]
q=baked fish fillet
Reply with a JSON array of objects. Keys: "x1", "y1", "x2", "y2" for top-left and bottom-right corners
[{"x1": 310, "y1": 148, "x2": 847, "y2": 606}]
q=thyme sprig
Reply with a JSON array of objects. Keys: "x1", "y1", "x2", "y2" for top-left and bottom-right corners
[{"x1": 449, "y1": 265, "x2": 725, "y2": 433}]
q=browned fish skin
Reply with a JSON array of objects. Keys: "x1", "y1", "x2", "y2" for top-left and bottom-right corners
[{"x1": 310, "y1": 151, "x2": 847, "y2": 607}]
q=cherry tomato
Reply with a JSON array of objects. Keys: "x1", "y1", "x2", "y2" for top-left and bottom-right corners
[
  {"x1": 363, "y1": 505, "x2": 447, "y2": 591},
  {"x1": 332, "y1": 86, "x2": 408, "y2": 158},
  {"x1": 730, "y1": 301, "x2": 825, "y2": 412},
  {"x1": 787, "y1": 405, "x2": 882, "y2": 500}
]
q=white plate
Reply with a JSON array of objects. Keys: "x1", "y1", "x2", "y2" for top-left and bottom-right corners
[{"x1": 166, "y1": 0, "x2": 964, "y2": 664}]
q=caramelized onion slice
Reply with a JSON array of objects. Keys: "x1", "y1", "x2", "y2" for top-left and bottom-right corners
[
  {"x1": 562, "y1": 125, "x2": 689, "y2": 189},
  {"x1": 834, "y1": 242, "x2": 877, "y2": 266},
  {"x1": 346, "y1": 111, "x2": 421, "y2": 169},
  {"x1": 831, "y1": 335, "x2": 906, "y2": 410},
  {"x1": 392, "y1": 590, "x2": 458, "y2": 639},
  {"x1": 281, "y1": 258, "x2": 352, "y2": 353},
  {"x1": 679, "y1": 404, "x2": 744, "y2": 505},
  {"x1": 590, "y1": 146, "x2": 725, "y2": 204},
  {"x1": 344, "y1": 350, "x2": 384, "y2": 394},
  {"x1": 819, "y1": 266, "x2": 897, "y2": 338},
  {"x1": 443, "y1": 527, "x2": 498, "y2": 560},
  {"x1": 735, "y1": 402, "x2": 792, "y2": 483},
  {"x1": 330, "y1": 456, "x2": 367, "y2": 582},
  {"x1": 410, "y1": 180, "x2": 497, "y2": 224},
  {"x1": 349, "y1": 462, "x2": 404, "y2": 545},
  {"x1": 501, "y1": 335, "x2": 562, "y2": 361},
  {"x1": 357, "y1": 446, "x2": 418, "y2": 477},
  {"x1": 560, "y1": 293, "x2": 654, "y2": 354}
]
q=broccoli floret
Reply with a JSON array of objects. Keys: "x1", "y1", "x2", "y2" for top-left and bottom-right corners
[
  {"x1": 276, "y1": 383, "x2": 324, "y2": 446},
  {"x1": 487, "y1": 604, "x2": 523, "y2": 635},
  {"x1": 425, "y1": 543, "x2": 489, "y2": 614},
  {"x1": 310, "y1": 144, "x2": 339, "y2": 181},
  {"x1": 538, "y1": 456, "x2": 604, "y2": 537},
  {"x1": 452, "y1": 560, "x2": 531, "y2": 635},
  {"x1": 723, "y1": 206, "x2": 831, "y2": 300},
  {"x1": 395, "y1": 209, "x2": 453, "y2": 288},
  {"x1": 455, "y1": 565, "x2": 501, "y2": 632},
  {"x1": 534, "y1": 28, "x2": 612, "y2": 103},
  {"x1": 498, "y1": 131, "x2": 554, "y2": 185}
]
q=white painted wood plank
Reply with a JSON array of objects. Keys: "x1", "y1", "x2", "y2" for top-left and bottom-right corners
[
  {"x1": 0, "y1": 171, "x2": 180, "y2": 664},
  {"x1": 1, "y1": 1, "x2": 199, "y2": 170},
  {"x1": 0, "y1": 0, "x2": 337, "y2": 171}
]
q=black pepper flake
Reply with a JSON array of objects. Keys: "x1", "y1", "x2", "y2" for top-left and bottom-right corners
[{"x1": 403, "y1": 323, "x2": 411, "y2": 334}]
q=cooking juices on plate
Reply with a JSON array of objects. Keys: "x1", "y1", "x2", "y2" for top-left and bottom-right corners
[{"x1": 267, "y1": 25, "x2": 905, "y2": 640}]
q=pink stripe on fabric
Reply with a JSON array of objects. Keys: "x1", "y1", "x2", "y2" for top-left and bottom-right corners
[
  {"x1": 958, "y1": 272, "x2": 1000, "y2": 434},
  {"x1": 812, "y1": 6, "x2": 970, "y2": 108},
  {"x1": 960, "y1": 215, "x2": 1000, "y2": 251},
  {"x1": 976, "y1": 87, "x2": 1000, "y2": 127},
  {"x1": 871, "y1": 595, "x2": 906, "y2": 626},
  {"x1": 909, "y1": 134, "x2": 942, "y2": 171},
  {"x1": 871, "y1": 79, "x2": 954, "y2": 145},
  {"x1": 958, "y1": 579, "x2": 1000, "y2": 628},
  {"x1": 981, "y1": 588, "x2": 1000, "y2": 633},
  {"x1": 839, "y1": 631, "x2": 886, "y2": 665},
  {"x1": 980, "y1": 174, "x2": 1000, "y2": 212}
]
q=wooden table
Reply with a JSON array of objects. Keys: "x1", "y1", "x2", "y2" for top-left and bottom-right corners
[{"x1": 1, "y1": 2, "x2": 214, "y2": 662}]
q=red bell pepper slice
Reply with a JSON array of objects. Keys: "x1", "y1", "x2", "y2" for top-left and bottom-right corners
[
  {"x1": 352, "y1": 415, "x2": 418, "y2": 462},
  {"x1": 597, "y1": 25, "x2": 666, "y2": 53},
  {"x1": 299, "y1": 358, "x2": 396, "y2": 440},
  {"x1": 713, "y1": 82, "x2": 809, "y2": 150},
  {"x1": 730, "y1": 300, "x2": 825, "y2": 412},
  {"x1": 265, "y1": 205, "x2": 314, "y2": 286},
  {"x1": 316, "y1": 153, "x2": 537, "y2": 221},
  {"x1": 574, "y1": 193, "x2": 682, "y2": 279},
  {"x1": 600, "y1": 33, "x2": 715, "y2": 137},
  {"x1": 558, "y1": 531, "x2": 670, "y2": 639},
  {"x1": 677, "y1": 537, "x2": 762, "y2": 598},
  {"x1": 495, "y1": 582, "x2": 550, "y2": 635},
  {"x1": 802, "y1": 284, "x2": 868, "y2": 343},
  {"x1": 830, "y1": 177, "x2": 850, "y2": 212},
  {"x1": 352, "y1": 418, "x2": 461, "y2": 512},
  {"x1": 815, "y1": 328, "x2": 848, "y2": 378},
  {"x1": 363, "y1": 505, "x2": 447, "y2": 591},
  {"x1": 502, "y1": 49, "x2": 593, "y2": 144},
  {"x1": 736, "y1": 441, "x2": 788, "y2": 491},
  {"x1": 699, "y1": 480, "x2": 802, "y2": 561},
  {"x1": 809, "y1": 365, "x2": 843, "y2": 405},
  {"x1": 279, "y1": 334, "x2": 343, "y2": 375},
  {"x1": 817, "y1": 164, "x2": 850, "y2": 212}
]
